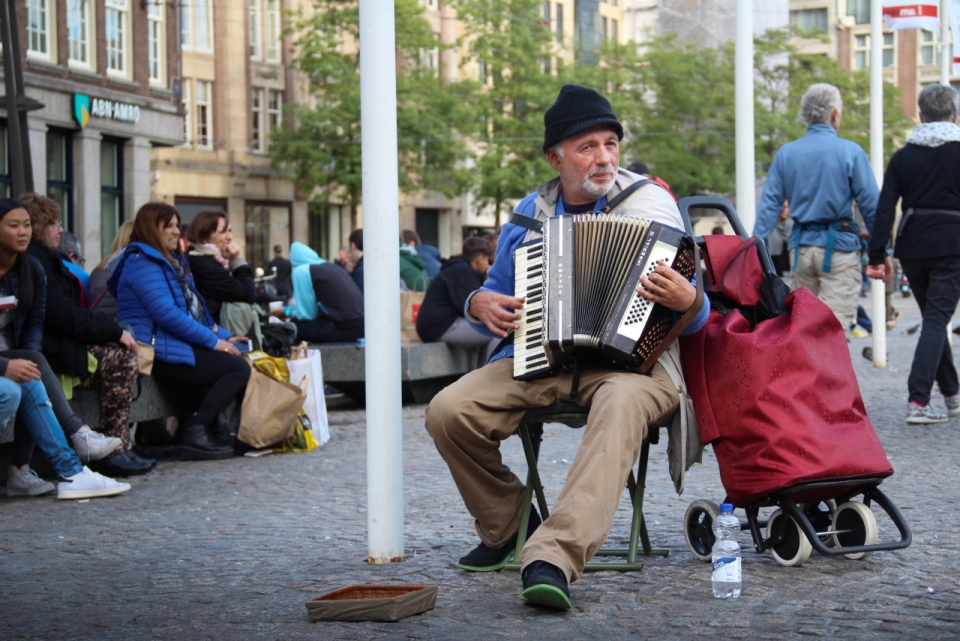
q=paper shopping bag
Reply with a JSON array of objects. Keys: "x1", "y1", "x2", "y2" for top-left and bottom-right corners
[
  {"x1": 238, "y1": 367, "x2": 306, "y2": 449},
  {"x1": 136, "y1": 343, "x2": 155, "y2": 376},
  {"x1": 287, "y1": 342, "x2": 330, "y2": 446},
  {"x1": 400, "y1": 291, "x2": 425, "y2": 342}
]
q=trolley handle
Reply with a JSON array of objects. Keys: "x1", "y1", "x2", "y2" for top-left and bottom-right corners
[{"x1": 676, "y1": 195, "x2": 778, "y2": 277}]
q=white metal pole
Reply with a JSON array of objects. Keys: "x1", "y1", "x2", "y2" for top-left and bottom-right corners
[
  {"x1": 942, "y1": 0, "x2": 951, "y2": 85},
  {"x1": 359, "y1": 0, "x2": 405, "y2": 563},
  {"x1": 736, "y1": 0, "x2": 756, "y2": 234},
  {"x1": 871, "y1": 279, "x2": 886, "y2": 367},
  {"x1": 870, "y1": 0, "x2": 886, "y2": 367}
]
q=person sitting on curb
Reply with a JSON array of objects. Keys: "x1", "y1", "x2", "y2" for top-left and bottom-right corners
[
  {"x1": 109, "y1": 203, "x2": 250, "y2": 460},
  {"x1": 88, "y1": 221, "x2": 134, "y2": 317},
  {"x1": 0, "y1": 199, "x2": 130, "y2": 499},
  {"x1": 402, "y1": 229, "x2": 442, "y2": 279},
  {"x1": 273, "y1": 242, "x2": 364, "y2": 344},
  {"x1": 416, "y1": 236, "x2": 499, "y2": 363},
  {"x1": 185, "y1": 210, "x2": 261, "y2": 350},
  {"x1": 20, "y1": 193, "x2": 150, "y2": 478}
]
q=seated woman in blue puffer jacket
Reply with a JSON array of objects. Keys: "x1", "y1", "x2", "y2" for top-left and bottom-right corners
[{"x1": 108, "y1": 202, "x2": 251, "y2": 460}]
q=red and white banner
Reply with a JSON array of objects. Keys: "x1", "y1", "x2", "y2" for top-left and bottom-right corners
[{"x1": 883, "y1": 0, "x2": 939, "y2": 31}]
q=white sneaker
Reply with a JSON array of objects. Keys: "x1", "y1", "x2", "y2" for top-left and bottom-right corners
[
  {"x1": 906, "y1": 402, "x2": 949, "y2": 425},
  {"x1": 69, "y1": 426, "x2": 122, "y2": 463},
  {"x1": 945, "y1": 395, "x2": 960, "y2": 415},
  {"x1": 6, "y1": 464, "x2": 55, "y2": 497},
  {"x1": 57, "y1": 466, "x2": 131, "y2": 500}
]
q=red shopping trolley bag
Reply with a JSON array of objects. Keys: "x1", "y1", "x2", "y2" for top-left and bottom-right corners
[{"x1": 680, "y1": 236, "x2": 892, "y2": 507}]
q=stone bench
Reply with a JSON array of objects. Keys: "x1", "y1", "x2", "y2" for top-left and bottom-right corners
[
  {"x1": 0, "y1": 341, "x2": 470, "y2": 443},
  {"x1": 0, "y1": 375, "x2": 176, "y2": 445},
  {"x1": 315, "y1": 341, "x2": 481, "y2": 404}
]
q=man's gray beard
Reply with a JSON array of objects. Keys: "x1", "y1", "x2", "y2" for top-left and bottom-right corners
[{"x1": 581, "y1": 167, "x2": 617, "y2": 199}]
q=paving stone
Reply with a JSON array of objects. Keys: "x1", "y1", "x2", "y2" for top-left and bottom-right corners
[{"x1": 2, "y1": 296, "x2": 960, "y2": 639}]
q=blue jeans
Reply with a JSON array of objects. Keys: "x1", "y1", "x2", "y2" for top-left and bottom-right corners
[
  {"x1": 901, "y1": 256, "x2": 960, "y2": 405},
  {"x1": 0, "y1": 376, "x2": 21, "y2": 424},
  {"x1": 17, "y1": 378, "x2": 83, "y2": 478}
]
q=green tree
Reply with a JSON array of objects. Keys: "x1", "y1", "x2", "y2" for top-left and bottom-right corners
[
  {"x1": 270, "y1": 0, "x2": 478, "y2": 222},
  {"x1": 576, "y1": 30, "x2": 913, "y2": 198},
  {"x1": 452, "y1": 0, "x2": 559, "y2": 226}
]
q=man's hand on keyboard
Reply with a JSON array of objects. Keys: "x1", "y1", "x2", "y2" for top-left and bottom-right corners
[
  {"x1": 637, "y1": 261, "x2": 697, "y2": 312},
  {"x1": 468, "y1": 290, "x2": 525, "y2": 337}
]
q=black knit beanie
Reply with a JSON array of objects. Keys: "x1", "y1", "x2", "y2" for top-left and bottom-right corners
[{"x1": 542, "y1": 85, "x2": 623, "y2": 153}]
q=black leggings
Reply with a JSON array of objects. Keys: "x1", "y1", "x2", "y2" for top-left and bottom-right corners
[{"x1": 151, "y1": 347, "x2": 251, "y2": 429}]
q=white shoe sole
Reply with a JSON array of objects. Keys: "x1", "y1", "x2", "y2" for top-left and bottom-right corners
[
  {"x1": 57, "y1": 484, "x2": 131, "y2": 500},
  {"x1": 6, "y1": 484, "x2": 55, "y2": 497},
  {"x1": 906, "y1": 416, "x2": 948, "y2": 425}
]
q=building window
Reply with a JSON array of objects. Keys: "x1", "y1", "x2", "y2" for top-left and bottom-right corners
[
  {"x1": 268, "y1": 89, "x2": 283, "y2": 140},
  {"x1": 266, "y1": 0, "x2": 281, "y2": 62},
  {"x1": 854, "y1": 34, "x2": 867, "y2": 69},
  {"x1": 556, "y1": 3, "x2": 563, "y2": 43},
  {"x1": 250, "y1": 0, "x2": 262, "y2": 59},
  {"x1": 182, "y1": 80, "x2": 192, "y2": 146},
  {"x1": 148, "y1": 2, "x2": 164, "y2": 83},
  {"x1": 26, "y1": 0, "x2": 50, "y2": 57},
  {"x1": 100, "y1": 138, "x2": 124, "y2": 260},
  {"x1": 921, "y1": 30, "x2": 943, "y2": 65},
  {"x1": 196, "y1": 80, "x2": 212, "y2": 149},
  {"x1": 854, "y1": 33, "x2": 895, "y2": 69},
  {"x1": 611, "y1": 18, "x2": 617, "y2": 43},
  {"x1": 245, "y1": 203, "x2": 290, "y2": 267},
  {"x1": 424, "y1": 0, "x2": 437, "y2": 9},
  {"x1": 419, "y1": 47, "x2": 439, "y2": 74},
  {"x1": 47, "y1": 131, "x2": 73, "y2": 232},
  {"x1": 0, "y1": 123, "x2": 10, "y2": 198},
  {"x1": 790, "y1": 8, "x2": 827, "y2": 33},
  {"x1": 182, "y1": 0, "x2": 211, "y2": 51},
  {"x1": 848, "y1": 0, "x2": 869, "y2": 25},
  {"x1": 106, "y1": 0, "x2": 128, "y2": 75},
  {"x1": 67, "y1": 0, "x2": 89, "y2": 65},
  {"x1": 251, "y1": 88, "x2": 264, "y2": 151},
  {"x1": 602, "y1": 17, "x2": 608, "y2": 40}
]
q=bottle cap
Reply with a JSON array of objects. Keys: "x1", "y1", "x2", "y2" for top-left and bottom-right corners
[{"x1": 719, "y1": 503, "x2": 734, "y2": 513}]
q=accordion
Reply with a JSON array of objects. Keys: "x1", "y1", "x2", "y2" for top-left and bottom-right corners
[{"x1": 513, "y1": 214, "x2": 697, "y2": 381}]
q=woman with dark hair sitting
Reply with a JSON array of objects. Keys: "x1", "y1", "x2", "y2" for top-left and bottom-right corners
[
  {"x1": 184, "y1": 210, "x2": 261, "y2": 349},
  {"x1": 0, "y1": 199, "x2": 129, "y2": 499},
  {"x1": 109, "y1": 202, "x2": 251, "y2": 459},
  {"x1": 20, "y1": 193, "x2": 150, "y2": 477}
]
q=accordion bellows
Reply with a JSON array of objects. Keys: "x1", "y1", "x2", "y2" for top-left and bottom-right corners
[{"x1": 514, "y1": 214, "x2": 695, "y2": 380}]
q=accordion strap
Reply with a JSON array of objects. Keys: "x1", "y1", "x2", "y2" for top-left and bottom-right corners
[
  {"x1": 599, "y1": 178, "x2": 657, "y2": 214},
  {"x1": 509, "y1": 213, "x2": 544, "y2": 233},
  {"x1": 637, "y1": 242, "x2": 705, "y2": 375}
]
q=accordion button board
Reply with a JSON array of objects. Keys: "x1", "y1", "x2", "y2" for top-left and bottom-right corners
[{"x1": 513, "y1": 213, "x2": 694, "y2": 380}]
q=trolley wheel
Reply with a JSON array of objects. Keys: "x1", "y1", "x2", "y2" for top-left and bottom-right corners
[
  {"x1": 684, "y1": 499, "x2": 720, "y2": 562},
  {"x1": 766, "y1": 509, "x2": 812, "y2": 567},
  {"x1": 832, "y1": 501, "x2": 879, "y2": 560},
  {"x1": 805, "y1": 499, "x2": 838, "y2": 548}
]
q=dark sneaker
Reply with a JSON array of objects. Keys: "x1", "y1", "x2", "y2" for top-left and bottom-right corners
[
  {"x1": 456, "y1": 505, "x2": 541, "y2": 572},
  {"x1": 520, "y1": 560, "x2": 571, "y2": 609}
]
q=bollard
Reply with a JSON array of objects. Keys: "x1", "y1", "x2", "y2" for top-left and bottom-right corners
[{"x1": 872, "y1": 278, "x2": 886, "y2": 368}]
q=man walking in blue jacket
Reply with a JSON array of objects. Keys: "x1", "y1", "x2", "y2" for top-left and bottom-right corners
[{"x1": 754, "y1": 83, "x2": 879, "y2": 333}]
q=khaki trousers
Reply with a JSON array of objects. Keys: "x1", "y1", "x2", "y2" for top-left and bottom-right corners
[
  {"x1": 424, "y1": 357, "x2": 679, "y2": 584},
  {"x1": 790, "y1": 246, "x2": 861, "y2": 328}
]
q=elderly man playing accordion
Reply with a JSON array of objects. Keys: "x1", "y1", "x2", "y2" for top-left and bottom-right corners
[{"x1": 424, "y1": 85, "x2": 710, "y2": 609}]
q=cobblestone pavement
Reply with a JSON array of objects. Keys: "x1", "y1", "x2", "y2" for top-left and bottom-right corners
[{"x1": 3, "y1": 295, "x2": 960, "y2": 640}]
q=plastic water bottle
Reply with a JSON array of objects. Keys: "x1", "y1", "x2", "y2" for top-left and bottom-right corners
[{"x1": 712, "y1": 503, "x2": 742, "y2": 599}]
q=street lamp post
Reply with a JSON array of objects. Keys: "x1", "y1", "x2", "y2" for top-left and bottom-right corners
[{"x1": 735, "y1": 0, "x2": 756, "y2": 234}]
